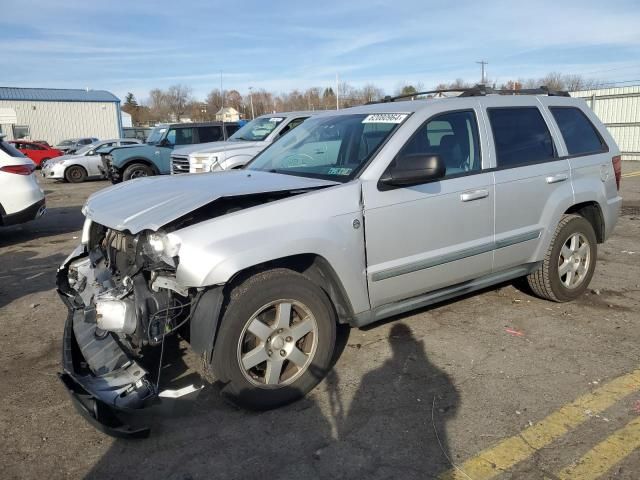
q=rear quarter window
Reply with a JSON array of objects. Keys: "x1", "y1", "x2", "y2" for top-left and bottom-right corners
[
  {"x1": 549, "y1": 107, "x2": 607, "y2": 155},
  {"x1": 488, "y1": 107, "x2": 555, "y2": 168}
]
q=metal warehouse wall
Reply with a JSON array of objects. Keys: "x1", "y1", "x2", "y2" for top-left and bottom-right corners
[
  {"x1": 571, "y1": 86, "x2": 640, "y2": 161},
  {"x1": 0, "y1": 100, "x2": 120, "y2": 145}
]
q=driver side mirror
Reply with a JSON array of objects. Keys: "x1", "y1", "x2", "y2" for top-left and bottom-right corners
[
  {"x1": 158, "y1": 138, "x2": 172, "y2": 147},
  {"x1": 379, "y1": 153, "x2": 445, "y2": 188}
]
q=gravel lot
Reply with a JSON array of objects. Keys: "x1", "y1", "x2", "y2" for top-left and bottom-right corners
[{"x1": 1, "y1": 164, "x2": 639, "y2": 479}]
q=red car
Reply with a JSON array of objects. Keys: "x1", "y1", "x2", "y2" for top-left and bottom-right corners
[{"x1": 10, "y1": 140, "x2": 63, "y2": 166}]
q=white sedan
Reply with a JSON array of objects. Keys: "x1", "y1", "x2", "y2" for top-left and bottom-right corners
[
  {"x1": 42, "y1": 138, "x2": 142, "y2": 183},
  {"x1": 0, "y1": 136, "x2": 45, "y2": 226}
]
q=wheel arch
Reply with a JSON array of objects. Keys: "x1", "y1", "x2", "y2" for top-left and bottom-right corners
[
  {"x1": 224, "y1": 253, "x2": 355, "y2": 325},
  {"x1": 564, "y1": 201, "x2": 605, "y2": 243},
  {"x1": 121, "y1": 157, "x2": 159, "y2": 175},
  {"x1": 64, "y1": 163, "x2": 88, "y2": 177}
]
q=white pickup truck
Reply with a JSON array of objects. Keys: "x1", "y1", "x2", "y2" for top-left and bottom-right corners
[{"x1": 170, "y1": 111, "x2": 321, "y2": 174}]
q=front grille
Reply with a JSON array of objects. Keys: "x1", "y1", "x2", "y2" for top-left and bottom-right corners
[{"x1": 171, "y1": 155, "x2": 190, "y2": 174}]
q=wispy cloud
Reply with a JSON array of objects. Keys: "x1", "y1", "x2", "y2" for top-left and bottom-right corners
[{"x1": 1, "y1": 0, "x2": 639, "y2": 100}]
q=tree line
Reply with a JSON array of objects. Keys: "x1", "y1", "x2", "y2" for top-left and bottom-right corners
[{"x1": 121, "y1": 72, "x2": 602, "y2": 126}]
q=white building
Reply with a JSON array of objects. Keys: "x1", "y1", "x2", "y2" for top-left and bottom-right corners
[
  {"x1": 0, "y1": 87, "x2": 122, "y2": 145},
  {"x1": 571, "y1": 85, "x2": 640, "y2": 161},
  {"x1": 215, "y1": 107, "x2": 240, "y2": 122}
]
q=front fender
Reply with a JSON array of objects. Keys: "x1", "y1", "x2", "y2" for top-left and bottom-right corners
[
  {"x1": 173, "y1": 181, "x2": 371, "y2": 315},
  {"x1": 219, "y1": 155, "x2": 254, "y2": 170}
]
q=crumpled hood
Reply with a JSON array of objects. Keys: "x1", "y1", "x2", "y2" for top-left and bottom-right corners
[
  {"x1": 83, "y1": 170, "x2": 338, "y2": 234},
  {"x1": 172, "y1": 140, "x2": 265, "y2": 157}
]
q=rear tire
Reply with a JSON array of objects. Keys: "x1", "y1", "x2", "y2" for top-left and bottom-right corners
[
  {"x1": 64, "y1": 165, "x2": 87, "y2": 183},
  {"x1": 122, "y1": 163, "x2": 153, "y2": 181},
  {"x1": 211, "y1": 269, "x2": 336, "y2": 410},
  {"x1": 527, "y1": 214, "x2": 597, "y2": 302}
]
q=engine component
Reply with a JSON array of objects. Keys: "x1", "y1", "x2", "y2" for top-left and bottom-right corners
[{"x1": 96, "y1": 293, "x2": 137, "y2": 334}]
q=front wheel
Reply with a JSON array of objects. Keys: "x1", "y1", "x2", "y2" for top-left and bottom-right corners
[
  {"x1": 527, "y1": 214, "x2": 597, "y2": 302},
  {"x1": 64, "y1": 165, "x2": 88, "y2": 183},
  {"x1": 210, "y1": 269, "x2": 337, "y2": 410},
  {"x1": 122, "y1": 163, "x2": 153, "y2": 181}
]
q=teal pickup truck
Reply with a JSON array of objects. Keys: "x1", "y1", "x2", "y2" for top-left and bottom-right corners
[{"x1": 101, "y1": 122, "x2": 239, "y2": 183}]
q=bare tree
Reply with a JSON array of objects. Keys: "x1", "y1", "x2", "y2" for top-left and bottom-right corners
[{"x1": 165, "y1": 84, "x2": 193, "y2": 121}]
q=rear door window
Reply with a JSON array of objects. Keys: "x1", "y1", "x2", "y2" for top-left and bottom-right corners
[
  {"x1": 549, "y1": 107, "x2": 606, "y2": 155},
  {"x1": 0, "y1": 141, "x2": 26, "y2": 158},
  {"x1": 488, "y1": 107, "x2": 555, "y2": 168},
  {"x1": 197, "y1": 126, "x2": 223, "y2": 143}
]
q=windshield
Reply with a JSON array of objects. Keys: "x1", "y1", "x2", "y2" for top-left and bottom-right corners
[
  {"x1": 75, "y1": 143, "x2": 99, "y2": 155},
  {"x1": 247, "y1": 113, "x2": 407, "y2": 182},
  {"x1": 146, "y1": 126, "x2": 167, "y2": 145},
  {"x1": 229, "y1": 116, "x2": 285, "y2": 141}
]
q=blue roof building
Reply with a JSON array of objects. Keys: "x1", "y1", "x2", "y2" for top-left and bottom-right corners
[{"x1": 0, "y1": 87, "x2": 122, "y2": 144}]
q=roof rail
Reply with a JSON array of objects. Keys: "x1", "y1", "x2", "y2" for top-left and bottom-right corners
[{"x1": 373, "y1": 84, "x2": 570, "y2": 103}]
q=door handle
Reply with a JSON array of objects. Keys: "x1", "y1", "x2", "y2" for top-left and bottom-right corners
[
  {"x1": 460, "y1": 189, "x2": 489, "y2": 202},
  {"x1": 546, "y1": 173, "x2": 568, "y2": 184}
]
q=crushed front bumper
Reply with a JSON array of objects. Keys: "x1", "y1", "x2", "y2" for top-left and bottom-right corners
[
  {"x1": 59, "y1": 297, "x2": 155, "y2": 438},
  {"x1": 56, "y1": 248, "x2": 201, "y2": 438}
]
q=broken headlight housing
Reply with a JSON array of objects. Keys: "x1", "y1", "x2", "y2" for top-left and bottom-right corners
[{"x1": 142, "y1": 231, "x2": 181, "y2": 267}]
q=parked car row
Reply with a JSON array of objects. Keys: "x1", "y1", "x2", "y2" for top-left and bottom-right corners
[
  {"x1": 56, "y1": 87, "x2": 623, "y2": 437},
  {"x1": 42, "y1": 138, "x2": 142, "y2": 183}
]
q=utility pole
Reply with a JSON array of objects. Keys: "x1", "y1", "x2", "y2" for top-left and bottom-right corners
[
  {"x1": 336, "y1": 73, "x2": 340, "y2": 110},
  {"x1": 248, "y1": 86, "x2": 255, "y2": 120},
  {"x1": 220, "y1": 71, "x2": 225, "y2": 127},
  {"x1": 476, "y1": 60, "x2": 488, "y2": 84}
]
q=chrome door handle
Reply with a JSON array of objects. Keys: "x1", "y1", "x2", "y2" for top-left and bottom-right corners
[
  {"x1": 546, "y1": 173, "x2": 568, "y2": 184},
  {"x1": 460, "y1": 189, "x2": 489, "y2": 202}
]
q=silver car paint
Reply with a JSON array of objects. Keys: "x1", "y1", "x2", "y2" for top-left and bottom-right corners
[
  {"x1": 77, "y1": 95, "x2": 621, "y2": 325},
  {"x1": 82, "y1": 170, "x2": 338, "y2": 234}
]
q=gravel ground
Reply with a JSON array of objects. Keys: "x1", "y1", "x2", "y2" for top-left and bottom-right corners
[{"x1": 1, "y1": 163, "x2": 639, "y2": 479}]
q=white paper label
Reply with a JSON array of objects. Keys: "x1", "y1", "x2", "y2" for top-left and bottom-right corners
[
  {"x1": 362, "y1": 113, "x2": 408, "y2": 124},
  {"x1": 269, "y1": 117, "x2": 284, "y2": 122}
]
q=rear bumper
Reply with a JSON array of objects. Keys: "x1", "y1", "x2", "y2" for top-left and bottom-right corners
[{"x1": 0, "y1": 197, "x2": 46, "y2": 226}]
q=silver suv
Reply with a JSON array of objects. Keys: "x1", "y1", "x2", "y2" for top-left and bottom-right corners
[{"x1": 57, "y1": 86, "x2": 622, "y2": 437}]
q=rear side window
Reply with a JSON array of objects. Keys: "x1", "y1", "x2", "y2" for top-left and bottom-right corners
[
  {"x1": 550, "y1": 107, "x2": 606, "y2": 155},
  {"x1": 488, "y1": 107, "x2": 555, "y2": 168},
  {"x1": 198, "y1": 126, "x2": 223, "y2": 143},
  {"x1": 0, "y1": 141, "x2": 26, "y2": 158}
]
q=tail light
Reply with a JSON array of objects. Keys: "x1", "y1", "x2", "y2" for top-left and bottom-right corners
[
  {"x1": 612, "y1": 155, "x2": 622, "y2": 191},
  {"x1": 1, "y1": 164, "x2": 36, "y2": 175}
]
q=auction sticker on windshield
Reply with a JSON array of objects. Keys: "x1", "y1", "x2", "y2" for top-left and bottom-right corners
[
  {"x1": 362, "y1": 113, "x2": 408, "y2": 124},
  {"x1": 269, "y1": 117, "x2": 284, "y2": 122}
]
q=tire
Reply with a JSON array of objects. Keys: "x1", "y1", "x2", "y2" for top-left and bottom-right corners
[
  {"x1": 210, "y1": 269, "x2": 337, "y2": 410},
  {"x1": 64, "y1": 165, "x2": 88, "y2": 183},
  {"x1": 122, "y1": 163, "x2": 153, "y2": 181},
  {"x1": 527, "y1": 214, "x2": 597, "y2": 302}
]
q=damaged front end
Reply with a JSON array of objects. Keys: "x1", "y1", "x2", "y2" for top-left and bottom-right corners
[{"x1": 57, "y1": 221, "x2": 203, "y2": 438}]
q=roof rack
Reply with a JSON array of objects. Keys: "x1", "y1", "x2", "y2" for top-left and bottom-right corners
[{"x1": 373, "y1": 84, "x2": 570, "y2": 103}]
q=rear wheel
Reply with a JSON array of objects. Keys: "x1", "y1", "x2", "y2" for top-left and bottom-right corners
[
  {"x1": 210, "y1": 269, "x2": 336, "y2": 410},
  {"x1": 527, "y1": 214, "x2": 597, "y2": 302},
  {"x1": 64, "y1": 165, "x2": 87, "y2": 183},
  {"x1": 122, "y1": 163, "x2": 153, "y2": 181}
]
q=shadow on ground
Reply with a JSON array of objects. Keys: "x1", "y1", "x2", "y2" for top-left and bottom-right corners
[
  {"x1": 86, "y1": 323, "x2": 459, "y2": 479},
  {"x1": 0, "y1": 205, "x2": 84, "y2": 248}
]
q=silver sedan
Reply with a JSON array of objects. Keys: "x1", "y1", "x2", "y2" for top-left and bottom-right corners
[{"x1": 42, "y1": 138, "x2": 142, "y2": 183}]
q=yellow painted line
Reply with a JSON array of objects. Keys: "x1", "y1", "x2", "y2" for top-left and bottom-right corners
[
  {"x1": 440, "y1": 369, "x2": 640, "y2": 480},
  {"x1": 622, "y1": 170, "x2": 640, "y2": 178},
  {"x1": 556, "y1": 415, "x2": 640, "y2": 480}
]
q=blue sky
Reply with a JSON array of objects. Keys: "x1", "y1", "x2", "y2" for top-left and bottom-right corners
[{"x1": 2, "y1": 0, "x2": 640, "y2": 102}]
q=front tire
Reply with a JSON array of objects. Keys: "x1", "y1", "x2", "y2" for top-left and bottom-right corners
[
  {"x1": 527, "y1": 214, "x2": 597, "y2": 302},
  {"x1": 122, "y1": 163, "x2": 153, "y2": 181},
  {"x1": 64, "y1": 165, "x2": 88, "y2": 183},
  {"x1": 211, "y1": 269, "x2": 336, "y2": 410}
]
